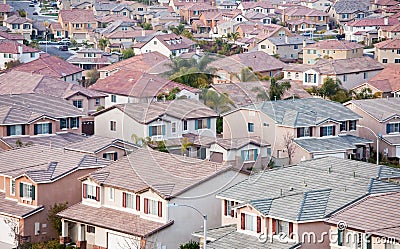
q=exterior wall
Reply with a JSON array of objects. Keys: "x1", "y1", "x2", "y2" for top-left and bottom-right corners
[
  {"x1": 375, "y1": 47, "x2": 400, "y2": 64},
  {"x1": 301, "y1": 0, "x2": 332, "y2": 11},
  {"x1": 139, "y1": 38, "x2": 171, "y2": 57},
  {"x1": 329, "y1": 226, "x2": 389, "y2": 249},
  {"x1": 258, "y1": 40, "x2": 306, "y2": 59},
  {"x1": 297, "y1": 221, "x2": 331, "y2": 249},
  {"x1": 303, "y1": 48, "x2": 363, "y2": 64},
  {"x1": 0, "y1": 52, "x2": 38, "y2": 69},
  {"x1": 67, "y1": 95, "x2": 105, "y2": 115}
]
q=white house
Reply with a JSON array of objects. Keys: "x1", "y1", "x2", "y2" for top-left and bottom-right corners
[{"x1": 0, "y1": 40, "x2": 39, "y2": 69}]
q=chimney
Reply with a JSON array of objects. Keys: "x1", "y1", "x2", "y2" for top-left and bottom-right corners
[
  {"x1": 18, "y1": 44, "x2": 22, "y2": 58},
  {"x1": 303, "y1": 39, "x2": 307, "y2": 48},
  {"x1": 285, "y1": 35, "x2": 288, "y2": 44},
  {"x1": 142, "y1": 29, "x2": 145, "y2": 36},
  {"x1": 384, "y1": 17, "x2": 389, "y2": 25}
]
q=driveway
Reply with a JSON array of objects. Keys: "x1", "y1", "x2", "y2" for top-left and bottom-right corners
[{"x1": 0, "y1": 242, "x2": 14, "y2": 249}]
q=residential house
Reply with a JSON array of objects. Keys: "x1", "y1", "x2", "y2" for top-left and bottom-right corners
[
  {"x1": 90, "y1": 71, "x2": 201, "y2": 107},
  {"x1": 0, "y1": 4, "x2": 11, "y2": 25},
  {"x1": 344, "y1": 98, "x2": 400, "y2": 160},
  {"x1": 283, "y1": 57, "x2": 384, "y2": 89},
  {"x1": 378, "y1": 22, "x2": 400, "y2": 40},
  {"x1": 49, "y1": 22, "x2": 64, "y2": 39},
  {"x1": 66, "y1": 48, "x2": 114, "y2": 76},
  {"x1": 217, "y1": 2, "x2": 237, "y2": 10},
  {"x1": 0, "y1": 70, "x2": 106, "y2": 116},
  {"x1": 300, "y1": 0, "x2": 332, "y2": 11},
  {"x1": 3, "y1": 15, "x2": 34, "y2": 41},
  {"x1": 0, "y1": 145, "x2": 110, "y2": 246},
  {"x1": 235, "y1": 23, "x2": 293, "y2": 40},
  {"x1": 222, "y1": 98, "x2": 372, "y2": 165},
  {"x1": 193, "y1": 11, "x2": 222, "y2": 35},
  {"x1": 208, "y1": 51, "x2": 286, "y2": 84},
  {"x1": 328, "y1": 0, "x2": 370, "y2": 25},
  {"x1": 0, "y1": 30, "x2": 23, "y2": 43},
  {"x1": 371, "y1": 0, "x2": 399, "y2": 11},
  {"x1": 243, "y1": 11, "x2": 273, "y2": 25},
  {"x1": 58, "y1": 148, "x2": 247, "y2": 249},
  {"x1": 0, "y1": 40, "x2": 39, "y2": 69},
  {"x1": 258, "y1": 35, "x2": 315, "y2": 60},
  {"x1": 351, "y1": 64, "x2": 400, "y2": 97},
  {"x1": 133, "y1": 33, "x2": 195, "y2": 57},
  {"x1": 179, "y1": 3, "x2": 217, "y2": 24},
  {"x1": 196, "y1": 157, "x2": 400, "y2": 249},
  {"x1": 127, "y1": 1, "x2": 147, "y2": 22},
  {"x1": 169, "y1": 0, "x2": 206, "y2": 14},
  {"x1": 374, "y1": 38, "x2": 400, "y2": 64},
  {"x1": 326, "y1": 192, "x2": 400, "y2": 249},
  {"x1": 93, "y1": 2, "x2": 133, "y2": 18},
  {"x1": 0, "y1": 93, "x2": 84, "y2": 137},
  {"x1": 93, "y1": 99, "x2": 218, "y2": 143},
  {"x1": 237, "y1": 1, "x2": 275, "y2": 15},
  {"x1": 302, "y1": 39, "x2": 364, "y2": 64},
  {"x1": 13, "y1": 53, "x2": 83, "y2": 84},
  {"x1": 282, "y1": 6, "x2": 329, "y2": 32},
  {"x1": 58, "y1": 9, "x2": 98, "y2": 42}
]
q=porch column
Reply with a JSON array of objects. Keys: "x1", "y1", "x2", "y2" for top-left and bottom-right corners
[
  {"x1": 76, "y1": 224, "x2": 87, "y2": 249},
  {"x1": 59, "y1": 219, "x2": 70, "y2": 244}
]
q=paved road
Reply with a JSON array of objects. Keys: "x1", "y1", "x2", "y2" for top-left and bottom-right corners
[
  {"x1": 8, "y1": 1, "x2": 57, "y2": 23},
  {"x1": 39, "y1": 44, "x2": 73, "y2": 60}
]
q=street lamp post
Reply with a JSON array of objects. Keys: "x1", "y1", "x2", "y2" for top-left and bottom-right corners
[
  {"x1": 357, "y1": 125, "x2": 381, "y2": 165},
  {"x1": 167, "y1": 203, "x2": 207, "y2": 249}
]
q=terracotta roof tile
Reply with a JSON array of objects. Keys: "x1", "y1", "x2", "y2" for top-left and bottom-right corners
[
  {"x1": 365, "y1": 64, "x2": 400, "y2": 92},
  {"x1": 0, "y1": 192, "x2": 43, "y2": 218},
  {"x1": 59, "y1": 9, "x2": 96, "y2": 23},
  {"x1": 284, "y1": 6, "x2": 328, "y2": 16},
  {"x1": 0, "y1": 3, "x2": 10, "y2": 13},
  {"x1": 347, "y1": 17, "x2": 399, "y2": 27},
  {"x1": 5, "y1": 15, "x2": 32, "y2": 24},
  {"x1": 304, "y1": 39, "x2": 364, "y2": 50},
  {"x1": 375, "y1": 38, "x2": 400, "y2": 49}
]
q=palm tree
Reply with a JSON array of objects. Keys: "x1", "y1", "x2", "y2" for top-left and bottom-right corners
[
  {"x1": 252, "y1": 86, "x2": 269, "y2": 101},
  {"x1": 238, "y1": 67, "x2": 258, "y2": 82},
  {"x1": 202, "y1": 90, "x2": 234, "y2": 114},
  {"x1": 98, "y1": 38, "x2": 109, "y2": 51},
  {"x1": 229, "y1": 32, "x2": 240, "y2": 44},
  {"x1": 170, "y1": 24, "x2": 185, "y2": 35},
  {"x1": 269, "y1": 77, "x2": 291, "y2": 100}
]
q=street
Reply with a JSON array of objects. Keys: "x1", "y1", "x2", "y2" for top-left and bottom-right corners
[
  {"x1": 39, "y1": 44, "x2": 73, "y2": 59},
  {"x1": 8, "y1": 1, "x2": 57, "y2": 23}
]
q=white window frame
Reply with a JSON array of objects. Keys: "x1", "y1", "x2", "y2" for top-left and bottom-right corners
[
  {"x1": 171, "y1": 122, "x2": 177, "y2": 134},
  {"x1": 244, "y1": 213, "x2": 257, "y2": 232},
  {"x1": 126, "y1": 192, "x2": 135, "y2": 209},
  {"x1": 87, "y1": 184, "x2": 97, "y2": 200},
  {"x1": 109, "y1": 187, "x2": 114, "y2": 201},
  {"x1": 147, "y1": 199, "x2": 159, "y2": 216},
  {"x1": 110, "y1": 121, "x2": 116, "y2": 131},
  {"x1": 21, "y1": 182, "x2": 32, "y2": 200}
]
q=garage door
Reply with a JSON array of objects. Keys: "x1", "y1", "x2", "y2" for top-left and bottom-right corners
[
  {"x1": 0, "y1": 216, "x2": 16, "y2": 245},
  {"x1": 313, "y1": 152, "x2": 345, "y2": 159},
  {"x1": 108, "y1": 233, "x2": 138, "y2": 249}
]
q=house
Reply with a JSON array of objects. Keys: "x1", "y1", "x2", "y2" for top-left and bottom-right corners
[
  {"x1": 89, "y1": 70, "x2": 201, "y2": 107},
  {"x1": 208, "y1": 51, "x2": 286, "y2": 84},
  {"x1": 344, "y1": 16, "x2": 398, "y2": 43},
  {"x1": 0, "y1": 70, "x2": 106, "y2": 115},
  {"x1": 179, "y1": 3, "x2": 217, "y2": 24},
  {"x1": 282, "y1": 6, "x2": 329, "y2": 31},
  {"x1": 58, "y1": 148, "x2": 247, "y2": 248},
  {"x1": 0, "y1": 30, "x2": 23, "y2": 43},
  {"x1": 344, "y1": 98, "x2": 400, "y2": 160},
  {"x1": 258, "y1": 35, "x2": 315, "y2": 60},
  {"x1": 300, "y1": 0, "x2": 333, "y2": 11},
  {"x1": 49, "y1": 22, "x2": 64, "y2": 39},
  {"x1": 13, "y1": 53, "x2": 83, "y2": 84},
  {"x1": 0, "y1": 39, "x2": 39, "y2": 69},
  {"x1": 93, "y1": 2, "x2": 133, "y2": 18},
  {"x1": 0, "y1": 93, "x2": 84, "y2": 137},
  {"x1": 235, "y1": 23, "x2": 292, "y2": 40},
  {"x1": 374, "y1": 38, "x2": 400, "y2": 64},
  {"x1": 133, "y1": 33, "x2": 195, "y2": 57},
  {"x1": 3, "y1": 15, "x2": 34, "y2": 41},
  {"x1": 0, "y1": 4, "x2": 11, "y2": 25},
  {"x1": 66, "y1": 48, "x2": 114, "y2": 76},
  {"x1": 283, "y1": 57, "x2": 384, "y2": 89},
  {"x1": 326, "y1": 192, "x2": 400, "y2": 249},
  {"x1": 371, "y1": 0, "x2": 399, "y2": 11},
  {"x1": 195, "y1": 157, "x2": 400, "y2": 249},
  {"x1": 0, "y1": 145, "x2": 110, "y2": 246},
  {"x1": 222, "y1": 98, "x2": 372, "y2": 165},
  {"x1": 302, "y1": 39, "x2": 364, "y2": 65},
  {"x1": 93, "y1": 98, "x2": 218, "y2": 143},
  {"x1": 237, "y1": 1, "x2": 275, "y2": 15},
  {"x1": 169, "y1": 0, "x2": 206, "y2": 13},
  {"x1": 378, "y1": 22, "x2": 400, "y2": 40},
  {"x1": 351, "y1": 64, "x2": 400, "y2": 98},
  {"x1": 58, "y1": 9, "x2": 98, "y2": 42},
  {"x1": 328, "y1": 0, "x2": 370, "y2": 25}
]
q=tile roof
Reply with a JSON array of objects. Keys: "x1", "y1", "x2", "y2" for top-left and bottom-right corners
[
  {"x1": 326, "y1": 192, "x2": 400, "y2": 240},
  {"x1": 13, "y1": 53, "x2": 83, "y2": 78},
  {"x1": 0, "y1": 39, "x2": 38, "y2": 53},
  {"x1": 304, "y1": 39, "x2": 363, "y2": 50},
  {"x1": 375, "y1": 38, "x2": 400, "y2": 49},
  {"x1": 0, "y1": 31, "x2": 23, "y2": 40},
  {"x1": 0, "y1": 192, "x2": 43, "y2": 218},
  {"x1": 95, "y1": 98, "x2": 218, "y2": 124},
  {"x1": 90, "y1": 70, "x2": 200, "y2": 97},
  {"x1": 0, "y1": 70, "x2": 105, "y2": 99},
  {"x1": 346, "y1": 98, "x2": 400, "y2": 122},
  {"x1": 5, "y1": 15, "x2": 32, "y2": 24},
  {"x1": 87, "y1": 148, "x2": 230, "y2": 198},
  {"x1": 346, "y1": 16, "x2": 399, "y2": 27},
  {"x1": 215, "y1": 136, "x2": 270, "y2": 150},
  {"x1": 57, "y1": 202, "x2": 174, "y2": 237},
  {"x1": 284, "y1": 6, "x2": 328, "y2": 16},
  {"x1": 240, "y1": 1, "x2": 274, "y2": 10},
  {"x1": 267, "y1": 35, "x2": 315, "y2": 46},
  {"x1": 59, "y1": 9, "x2": 96, "y2": 23},
  {"x1": 0, "y1": 145, "x2": 110, "y2": 183},
  {"x1": 64, "y1": 135, "x2": 139, "y2": 154},
  {"x1": 363, "y1": 64, "x2": 400, "y2": 92},
  {"x1": 218, "y1": 157, "x2": 400, "y2": 221},
  {"x1": 94, "y1": 2, "x2": 132, "y2": 12},
  {"x1": 98, "y1": 52, "x2": 168, "y2": 73},
  {"x1": 209, "y1": 51, "x2": 286, "y2": 73},
  {"x1": 333, "y1": 0, "x2": 369, "y2": 14},
  {"x1": 150, "y1": 33, "x2": 195, "y2": 51},
  {"x1": 381, "y1": 135, "x2": 400, "y2": 146},
  {"x1": 241, "y1": 98, "x2": 361, "y2": 127},
  {"x1": 0, "y1": 4, "x2": 10, "y2": 13},
  {"x1": 294, "y1": 134, "x2": 372, "y2": 153}
]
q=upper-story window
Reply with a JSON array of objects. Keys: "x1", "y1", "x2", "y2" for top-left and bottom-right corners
[
  {"x1": 34, "y1": 123, "x2": 52, "y2": 135},
  {"x1": 171, "y1": 122, "x2": 177, "y2": 134},
  {"x1": 110, "y1": 121, "x2": 116, "y2": 131},
  {"x1": 340, "y1": 121, "x2": 347, "y2": 132},
  {"x1": 149, "y1": 125, "x2": 165, "y2": 136},
  {"x1": 349, "y1": 120, "x2": 356, "y2": 131},
  {"x1": 248, "y1": 122, "x2": 254, "y2": 132},
  {"x1": 95, "y1": 98, "x2": 100, "y2": 106},
  {"x1": 320, "y1": 126, "x2": 335, "y2": 137},
  {"x1": 183, "y1": 120, "x2": 188, "y2": 131},
  {"x1": 224, "y1": 200, "x2": 235, "y2": 217},
  {"x1": 144, "y1": 198, "x2": 162, "y2": 217},
  {"x1": 73, "y1": 100, "x2": 83, "y2": 108},
  {"x1": 20, "y1": 182, "x2": 35, "y2": 200},
  {"x1": 124, "y1": 192, "x2": 135, "y2": 209},
  {"x1": 240, "y1": 213, "x2": 261, "y2": 233},
  {"x1": 111, "y1": 95, "x2": 117, "y2": 103},
  {"x1": 305, "y1": 73, "x2": 317, "y2": 84},
  {"x1": 7, "y1": 125, "x2": 24, "y2": 136},
  {"x1": 241, "y1": 149, "x2": 258, "y2": 162},
  {"x1": 83, "y1": 184, "x2": 100, "y2": 201},
  {"x1": 276, "y1": 220, "x2": 292, "y2": 236},
  {"x1": 297, "y1": 127, "x2": 311, "y2": 137},
  {"x1": 195, "y1": 118, "x2": 210, "y2": 130},
  {"x1": 387, "y1": 122, "x2": 400, "y2": 134}
]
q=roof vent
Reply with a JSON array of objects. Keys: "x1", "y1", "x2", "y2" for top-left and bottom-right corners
[{"x1": 289, "y1": 187, "x2": 294, "y2": 191}]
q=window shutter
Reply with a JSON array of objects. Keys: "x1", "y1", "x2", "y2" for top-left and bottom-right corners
[
  {"x1": 314, "y1": 74, "x2": 317, "y2": 83},
  {"x1": 207, "y1": 118, "x2": 211, "y2": 129},
  {"x1": 34, "y1": 124, "x2": 38, "y2": 135},
  {"x1": 113, "y1": 152, "x2": 118, "y2": 161},
  {"x1": 272, "y1": 219, "x2": 276, "y2": 234},
  {"x1": 77, "y1": 118, "x2": 79, "y2": 128},
  {"x1": 338, "y1": 229, "x2": 343, "y2": 246},
  {"x1": 257, "y1": 216, "x2": 261, "y2": 233},
  {"x1": 158, "y1": 201, "x2": 162, "y2": 217},
  {"x1": 195, "y1": 120, "x2": 198, "y2": 130},
  {"x1": 241, "y1": 213, "x2": 245, "y2": 230},
  {"x1": 230, "y1": 201, "x2": 234, "y2": 217},
  {"x1": 95, "y1": 186, "x2": 100, "y2": 202},
  {"x1": 21, "y1": 125, "x2": 25, "y2": 135},
  {"x1": 162, "y1": 125, "x2": 166, "y2": 135},
  {"x1": 304, "y1": 73, "x2": 307, "y2": 82},
  {"x1": 122, "y1": 192, "x2": 126, "y2": 208},
  {"x1": 332, "y1": 126, "x2": 336, "y2": 136},
  {"x1": 366, "y1": 234, "x2": 371, "y2": 249},
  {"x1": 48, "y1": 123, "x2": 53, "y2": 134},
  {"x1": 296, "y1": 128, "x2": 300, "y2": 138},
  {"x1": 83, "y1": 184, "x2": 87, "y2": 198},
  {"x1": 144, "y1": 198, "x2": 148, "y2": 214},
  {"x1": 31, "y1": 185, "x2": 35, "y2": 200},
  {"x1": 20, "y1": 182, "x2": 23, "y2": 197},
  {"x1": 320, "y1": 127, "x2": 323, "y2": 137},
  {"x1": 289, "y1": 222, "x2": 293, "y2": 238},
  {"x1": 224, "y1": 200, "x2": 227, "y2": 216},
  {"x1": 254, "y1": 149, "x2": 258, "y2": 161},
  {"x1": 103, "y1": 153, "x2": 107, "y2": 159},
  {"x1": 148, "y1": 126, "x2": 153, "y2": 136},
  {"x1": 136, "y1": 196, "x2": 140, "y2": 211},
  {"x1": 309, "y1": 127, "x2": 313, "y2": 137},
  {"x1": 386, "y1": 123, "x2": 391, "y2": 134},
  {"x1": 6, "y1": 126, "x2": 10, "y2": 136}
]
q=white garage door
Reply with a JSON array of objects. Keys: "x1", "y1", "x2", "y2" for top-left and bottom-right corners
[
  {"x1": 0, "y1": 216, "x2": 16, "y2": 245},
  {"x1": 108, "y1": 233, "x2": 138, "y2": 249},
  {"x1": 313, "y1": 152, "x2": 345, "y2": 159}
]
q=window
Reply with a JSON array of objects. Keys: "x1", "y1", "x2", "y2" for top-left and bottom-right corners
[
  {"x1": 349, "y1": 120, "x2": 356, "y2": 131},
  {"x1": 395, "y1": 59, "x2": 400, "y2": 63},
  {"x1": 276, "y1": 220, "x2": 289, "y2": 234},
  {"x1": 95, "y1": 98, "x2": 100, "y2": 106},
  {"x1": 73, "y1": 100, "x2": 83, "y2": 108},
  {"x1": 60, "y1": 118, "x2": 68, "y2": 129},
  {"x1": 195, "y1": 118, "x2": 209, "y2": 130},
  {"x1": 87, "y1": 226, "x2": 95, "y2": 233},
  {"x1": 30, "y1": 52, "x2": 35, "y2": 58},
  {"x1": 307, "y1": 49, "x2": 311, "y2": 54},
  {"x1": 337, "y1": 229, "x2": 344, "y2": 246},
  {"x1": 305, "y1": 73, "x2": 317, "y2": 84},
  {"x1": 149, "y1": 125, "x2": 165, "y2": 136},
  {"x1": 197, "y1": 147, "x2": 206, "y2": 159},
  {"x1": 103, "y1": 152, "x2": 118, "y2": 161},
  {"x1": 171, "y1": 122, "x2": 176, "y2": 133},
  {"x1": 147, "y1": 199, "x2": 159, "y2": 216},
  {"x1": 86, "y1": 185, "x2": 97, "y2": 200},
  {"x1": 248, "y1": 122, "x2": 254, "y2": 132},
  {"x1": 183, "y1": 120, "x2": 188, "y2": 131},
  {"x1": 241, "y1": 149, "x2": 258, "y2": 162},
  {"x1": 224, "y1": 200, "x2": 234, "y2": 217},
  {"x1": 343, "y1": 74, "x2": 347, "y2": 82},
  {"x1": 154, "y1": 40, "x2": 157, "y2": 45},
  {"x1": 340, "y1": 121, "x2": 347, "y2": 131},
  {"x1": 34, "y1": 123, "x2": 51, "y2": 135},
  {"x1": 383, "y1": 58, "x2": 388, "y2": 63},
  {"x1": 321, "y1": 126, "x2": 335, "y2": 137},
  {"x1": 70, "y1": 117, "x2": 79, "y2": 128},
  {"x1": 363, "y1": 72, "x2": 367, "y2": 79},
  {"x1": 318, "y1": 16, "x2": 324, "y2": 21},
  {"x1": 110, "y1": 121, "x2": 116, "y2": 131},
  {"x1": 298, "y1": 127, "x2": 311, "y2": 137},
  {"x1": 387, "y1": 123, "x2": 400, "y2": 133},
  {"x1": 109, "y1": 188, "x2": 114, "y2": 201},
  {"x1": 244, "y1": 214, "x2": 256, "y2": 231},
  {"x1": 20, "y1": 183, "x2": 34, "y2": 199},
  {"x1": 57, "y1": 31, "x2": 61, "y2": 36},
  {"x1": 7, "y1": 125, "x2": 23, "y2": 136},
  {"x1": 10, "y1": 179, "x2": 15, "y2": 195},
  {"x1": 397, "y1": 50, "x2": 400, "y2": 54},
  {"x1": 111, "y1": 95, "x2": 117, "y2": 103},
  {"x1": 23, "y1": 24, "x2": 30, "y2": 30},
  {"x1": 125, "y1": 192, "x2": 135, "y2": 209},
  {"x1": 294, "y1": 44, "x2": 298, "y2": 49}
]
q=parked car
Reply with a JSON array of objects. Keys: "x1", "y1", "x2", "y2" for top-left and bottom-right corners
[
  {"x1": 58, "y1": 39, "x2": 71, "y2": 45},
  {"x1": 29, "y1": 3, "x2": 35, "y2": 7},
  {"x1": 32, "y1": 11, "x2": 38, "y2": 15},
  {"x1": 58, "y1": 45, "x2": 68, "y2": 51}
]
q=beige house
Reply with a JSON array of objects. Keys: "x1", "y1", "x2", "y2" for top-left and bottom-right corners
[
  {"x1": 374, "y1": 38, "x2": 400, "y2": 64},
  {"x1": 300, "y1": 0, "x2": 333, "y2": 11},
  {"x1": 378, "y1": 23, "x2": 400, "y2": 40},
  {"x1": 58, "y1": 9, "x2": 98, "y2": 42},
  {"x1": 302, "y1": 39, "x2": 364, "y2": 64},
  {"x1": 58, "y1": 148, "x2": 247, "y2": 249},
  {"x1": 282, "y1": 6, "x2": 329, "y2": 31},
  {"x1": 344, "y1": 98, "x2": 400, "y2": 160},
  {"x1": 0, "y1": 145, "x2": 110, "y2": 246},
  {"x1": 258, "y1": 36, "x2": 315, "y2": 60},
  {"x1": 222, "y1": 98, "x2": 371, "y2": 166},
  {"x1": 3, "y1": 15, "x2": 33, "y2": 41},
  {"x1": 328, "y1": 0, "x2": 370, "y2": 25}
]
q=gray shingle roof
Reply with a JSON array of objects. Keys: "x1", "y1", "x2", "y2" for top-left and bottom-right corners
[
  {"x1": 294, "y1": 135, "x2": 372, "y2": 153},
  {"x1": 244, "y1": 98, "x2": 361, "y2": 127},
  {"x1": 267, "y1": 36, "x2": 315, "y2": 46},
  {"x1": 64, "y1": 135, "x2": 139, "y2": 154},
  {"x1": 217, "y1": 157, "x2": 400, "y2": 221},
  {"x1": 346, "y1": 98, "x2": 400, "y2": 122},
  {"x1": 333, "y1": 0, "x2": 369, "y2": 14},
  {"x1": 0, "y1": 192, "x2": 44, "y2": 218}
]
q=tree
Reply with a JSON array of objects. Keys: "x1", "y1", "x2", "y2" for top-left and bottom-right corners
[
  {"x1": 5, "y1": 60, "x2": 21, "y2": 69},
  {"x1": 157, "y1": 87, "x2": 181, "y2": 101},
  {"x1": 353, "y1": 87, "x2": 373, "y2": 100},
  {"x1": 48, "y1": 202, "x2": 68, "y2": 236},
  {"x1": 180, "y1": 240, "x2": 200, "y2": 249},
  {"x1": 181, "y1": 137, "x2": 193, "y2": 155},
  {"x1": 202, "y1": 89, "x2": 234, "y2": 114},
  {"x1": 17, "y1": 9, "x2": 26, "y2": 17},
  {"x1": 252, "y1": 86, "x2": 269, "y2": 101},
  {"x1": 85, "y1": 69, "x2": 100, "y2": 86},
  {"x1": 237, "y1": 67, "x2": 258, "y2": 82},
  {"x1": 98, "y1": 38, "x2": 109, "y2": 50},
  {"x1": 170, "y1": 23, "x2": 185, "y2": 35},
  {"x1": 142, "y1": 22, "x2": 153, "y2": 30},
  {"x1": 282, "y1": 132, "x2": 296, "y2": 165},
  {"x1": 269, "y1": 77, "x2": 291, "y2": 100},
  {"x1": 122, "y1": 48, "x2": 135, "y2": 59},
  {"x1": 319, "y1": 77, "x2": 342, "y2": 99},
  {"x1": 227, "y1": 32, "x2": 240, "y2": 43},
  {"x1": 131, "y1": 134, "x2": 151, "y2": 147}
]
